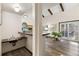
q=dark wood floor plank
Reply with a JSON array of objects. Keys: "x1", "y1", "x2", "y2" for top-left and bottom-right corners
[
  {"x1": 2, "y1": 47, "x2": 32, "y2": 56},
  {"x1": 45, "y1": 38, "x2": 79, "y2": 56}
]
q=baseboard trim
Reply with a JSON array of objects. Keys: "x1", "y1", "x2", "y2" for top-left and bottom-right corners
[{"x1": 24, "y1": 47, "x2": 32, "y2": 55}]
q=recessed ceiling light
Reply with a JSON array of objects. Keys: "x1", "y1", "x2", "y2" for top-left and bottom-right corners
[
  {"x1": 13, "y1": 4, "x2": 21, "y2": 12},
  {"x1": 23, "y1": 15, "x2": 28, "y2": 19}
]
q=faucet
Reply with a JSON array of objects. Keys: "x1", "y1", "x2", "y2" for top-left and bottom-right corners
[
  {"x1": 9, "y1": 35, "x2": 16, "y2": 41},
  {"x1": 9, "y1": 35, "x2": 17, "y2": 46}
]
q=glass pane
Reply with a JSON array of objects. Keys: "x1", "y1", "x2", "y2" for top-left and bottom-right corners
[
  {"x1": 60, "y1": 24, "x2": 64, "y2": 37},
  {"x1": 69, "y1": 23, "x2": 74, "y2": 37},
  {"x1": 64, "y1": 24, "x2": 68, "y2": 37}
]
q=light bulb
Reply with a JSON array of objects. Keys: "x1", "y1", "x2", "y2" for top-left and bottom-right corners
[
  {"x1": 14, "y1": 7, "x2": 20, "y2": 12},
  {"x1": 23, "y1": 15, "x2": 28, "y2": 19},
  {"x1": 13, "y1": 4, "x2": 21, "y2": 12}
]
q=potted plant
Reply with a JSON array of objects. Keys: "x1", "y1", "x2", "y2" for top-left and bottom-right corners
[{"x1": 51, "y1": 32, "x2": 62, "y2": 41}]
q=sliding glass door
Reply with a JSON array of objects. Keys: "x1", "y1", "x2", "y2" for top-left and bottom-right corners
[{"x1": 59, "y1": 20, "x2": 79, "y2": 40}]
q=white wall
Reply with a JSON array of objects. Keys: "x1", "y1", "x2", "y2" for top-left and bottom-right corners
[
  {"x1": 1, "y1": 11, "x2": 22, "y2": 39},
  {"x1": 22, "y1": 9, "x2": 33, "y2": 25},
  {"x1": 42, "y1": 3, "x2": 79, "y2": 32}
]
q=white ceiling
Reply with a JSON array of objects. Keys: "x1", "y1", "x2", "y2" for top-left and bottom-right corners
[
  {"x1": 42, "y1": 3, "x2": 59, "y2": 17},
  {"x1": 42, "y1": 3, "x2": 59, "y2": 9},
  {"x1": 2, "y1": 3, "x2": 59, "y2": 16},
  {"x1": 2, "y1": 3, "x2": 79, "y2": 17},
  {"x1": 2, "y1": 3, "x2": 32, "y2": 15},
  {"x1": 42, "y1": 3, "x2": 79, "y2": 17}
]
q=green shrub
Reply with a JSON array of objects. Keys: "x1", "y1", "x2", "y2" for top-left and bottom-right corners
[{"x1": 52, "y1": 32, "x2": 62, "y2": 39}]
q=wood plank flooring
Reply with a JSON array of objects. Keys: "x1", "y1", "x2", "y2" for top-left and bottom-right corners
[
  {"x1": 2, "y1": 47, "x2": 32, "y2": 56},
  {"x1": 45, "y1": 38, "x2": 79, "y2": 56}
]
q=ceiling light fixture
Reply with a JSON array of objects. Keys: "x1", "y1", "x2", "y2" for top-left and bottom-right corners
[
  {"x1": 23, "y1": 15, "x2": 28, "y2": 19},
  {"x1": 13, "y1": 4, "x2": 21, "y2": 12}
]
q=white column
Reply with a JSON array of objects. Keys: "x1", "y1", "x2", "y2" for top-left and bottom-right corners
[
  {"x1": 0, "y1": 3, "x2": 2, "y2": 56},
  {"x1": 32, "y1": 3, "x2": 45, "y2": 56}
]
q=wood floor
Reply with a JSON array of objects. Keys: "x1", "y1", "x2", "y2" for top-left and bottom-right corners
[
  {"x1": 45, "y1": 38, "x2": 79, "y2": 56},
  {"x1": 2, "y1": 47, "x2": 32, "y2": 56}
]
